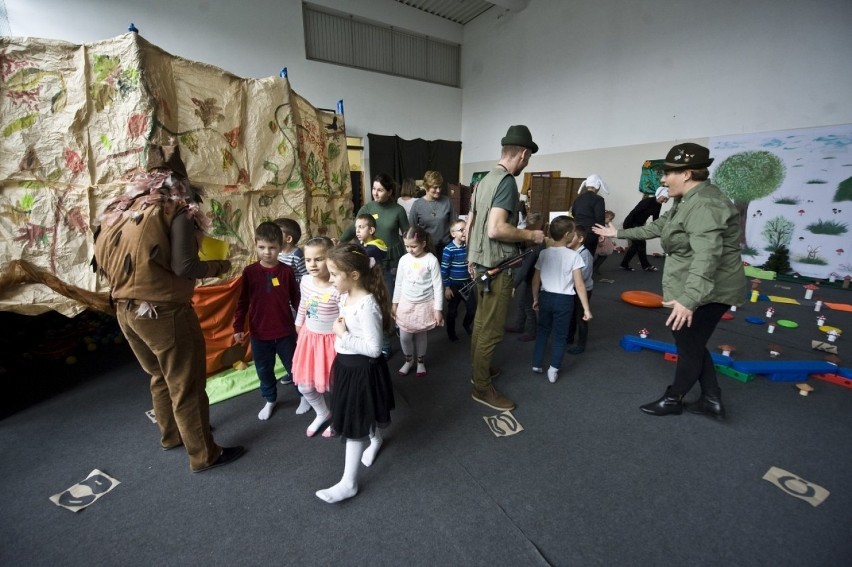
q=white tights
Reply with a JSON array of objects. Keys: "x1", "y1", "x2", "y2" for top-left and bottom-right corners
[{"x1": 399, "y1": 330, "x2": 427, "y2": 359}]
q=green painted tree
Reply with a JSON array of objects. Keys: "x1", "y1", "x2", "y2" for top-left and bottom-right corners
[
  {"x1": 712, "y1": 150, "x2": 786, "y2": 245},
  {"x1": 834, "y1": 176, "x2": 852, "y2": 202},
  {"x1": 762, "y1": 245, "x2": 791, "y2": 275},
  {"x1": 761, "y1": 215, "x2": 795, "y2": 251}
]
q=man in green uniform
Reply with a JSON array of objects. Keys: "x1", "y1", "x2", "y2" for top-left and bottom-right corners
[{"x1": 466, "y1": 126, "x2": 545, "y2": 411}]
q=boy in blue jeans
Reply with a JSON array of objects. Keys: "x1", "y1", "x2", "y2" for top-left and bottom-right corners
[
  {"x1": 531, "y1": 216, "x2": 592, "y2": 384},
  {"x1": 233, "y1": 222, "x2": 301, "y2": 420}
]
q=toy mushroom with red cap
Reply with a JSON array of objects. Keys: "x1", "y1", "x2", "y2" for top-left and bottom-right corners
[
  {"x1": 639, "y1": 328, "x2": 649, "y2": 339},
  {"x1": 768, "y1": 344, "x2": 782, "y2": 358},
  {"x1": 817, "y1": 314, "x2": 826, "y2": 326},
  {"x1": 827, "y1": 329, "x2": 840, "y2": 343},
  {"x1": 765, "y1": 306, "x2": 775, "y2": 318},
  {"x1": 803, "y1": 283, "x2": 818, "y2": 299},
  {"x1": 718, "y1": 344, "x2": 735, "y2": 357},
  {"x1": 795, "y1": 383, "x2": 814, "y2": 396},
  {"x1": 828, "y1": 272, "x2": 839, "y2": 283}
]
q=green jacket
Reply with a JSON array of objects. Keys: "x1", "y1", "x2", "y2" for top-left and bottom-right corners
[{"x1": 618, "y1": 181, "x2": 747, "y2": 311}]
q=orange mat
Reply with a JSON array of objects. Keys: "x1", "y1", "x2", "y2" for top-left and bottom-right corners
[{"x1": 824, "y1": 302, "x2": 852, "y2": 313}]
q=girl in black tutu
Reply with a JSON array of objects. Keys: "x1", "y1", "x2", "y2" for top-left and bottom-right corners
[{"x1": 316, "y1": 243, "x2": 395, "y2": 503}]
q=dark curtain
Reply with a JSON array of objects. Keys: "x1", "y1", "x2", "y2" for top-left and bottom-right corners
[{"x1": 367, "y1": 134, "x2": 462, "y2": 190}]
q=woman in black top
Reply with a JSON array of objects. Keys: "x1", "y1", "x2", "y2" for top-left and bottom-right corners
[{"x1": 571, "y1": 174, "x2": 608, "y2": 257}]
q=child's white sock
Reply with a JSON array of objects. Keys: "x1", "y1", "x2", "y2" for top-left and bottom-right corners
[
  {"x1": 399, "y1": 355, "x2": 413, "y2": 376},
  {"x1": 316, "y1": 438, "x2": 365, "y2": 503},
  {"x1": 300, "y1": 386, "x2": 330, "y2": 436},
  {"x1": 295, "y1": 397, "x2": 312, "y2": 415},
  {"x1": 416, "y1": 356, "x2": 426, "y2": 377},
  {"x1": 257, "y1": 401, "x2": 276, "y2": 420},
  {"x1": 361, "y1": 427, "x2": 383, "y2": 467}
]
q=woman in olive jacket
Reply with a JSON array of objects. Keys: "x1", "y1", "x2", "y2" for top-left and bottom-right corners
[{"x1": 594, "y1": 143, "x2": 747, "y2": 420}]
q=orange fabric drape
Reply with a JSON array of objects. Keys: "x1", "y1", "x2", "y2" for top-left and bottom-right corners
[{"x1": 193, "y1": 276, "x2": 251, "y2": 375}]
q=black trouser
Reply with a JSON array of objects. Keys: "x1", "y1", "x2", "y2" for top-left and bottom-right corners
[
  {"x1": 670, "y1": 302, "x2": 729, "y2": 397},
  {"x1": 446, "y1": 285, "x2": 477, "y2": 339},
  {"x1": 566, "y1": 290, "x2": 592, "y2": 347},
  {"x1": 621, "y1": 239, "x2": 650, "y2": 269}
]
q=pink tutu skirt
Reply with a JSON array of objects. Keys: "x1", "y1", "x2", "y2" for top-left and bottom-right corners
[
  {"x1": 292, "y1": 328, "x2": 336, "y2": 392},
  {"x1": 395, "y1": 300, "x2": 437, "y2": 334}
]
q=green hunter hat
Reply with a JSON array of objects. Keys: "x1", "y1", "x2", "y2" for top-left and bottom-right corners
[
  {"x1": 501, "y1": 125, "x2": 538, "y2": 154},
  {"x1": 662, "y1": 142, "x2": 714, "y2": 171}
]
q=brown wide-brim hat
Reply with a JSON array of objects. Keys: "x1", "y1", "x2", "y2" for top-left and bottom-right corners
[
  {"x1": 501, "y1": 125, "x2": 538, "y2": 154},
  {"x1": 146, "y1": 143, "x2": 189, "y2": 179},
  {"x1": 662, "y1": 142, "x2": 714, "y2": 171}
]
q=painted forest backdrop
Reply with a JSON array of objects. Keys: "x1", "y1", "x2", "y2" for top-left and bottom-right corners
[
  {"x1": 0, "y1": 33, "x2": 351, "y2": 316},
  {"x1": 708, "y1": 124, "x2": 852, "y2": 280}
]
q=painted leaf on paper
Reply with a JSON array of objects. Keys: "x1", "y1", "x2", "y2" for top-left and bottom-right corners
[
  {"x1": 92, "y1": 54, "x2": 120, "y2": 82},
  {"x1": 50, "y1": 89, "x2": 67, "y2": 113},
  {"x1": 2, "y1": 114, "x2": 37, "y2": 137},
  {"x1": 221, "y1": 149, "x2": 235, "y2": 171},
  {"x1": 99, "y1": 133, "x2": 112, "y2": 151},
  {"x1": 180, "y1": 132, "x2": 199, "y2": 153},
  {"x1": 90, "y1": 83, "x2": 116, "y2": 112},
  {"x1": 191, "y1": 97, "x2": 225, "y2": 127},
  {"x1": 224, "y1": 127, "x2": 240, "y2": 148},
  {"x1": 4, "y1": 68, "x2": 46, "y2": 92}
]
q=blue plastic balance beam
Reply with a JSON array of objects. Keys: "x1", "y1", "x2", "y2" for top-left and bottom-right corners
[{"x1": 620, "y1": 335, "x2": 733, "y2": 366}]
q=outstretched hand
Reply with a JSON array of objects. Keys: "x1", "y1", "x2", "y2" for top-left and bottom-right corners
[
  {"x1": 592, "y1": 223, "x2": 616, "y2": 238},
  {"x1": 663, "y1": 299, "x2": 693, "y2": 330}
]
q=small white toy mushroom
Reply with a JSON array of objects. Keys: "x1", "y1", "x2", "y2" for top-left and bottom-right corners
[{"x1": 796, "y1": 383, "x2": 814, "y2": 397}]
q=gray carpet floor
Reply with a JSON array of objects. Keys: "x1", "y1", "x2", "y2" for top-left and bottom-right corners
[{"x1": 2, "y1": 259, "x2": 851, "y2": 566}]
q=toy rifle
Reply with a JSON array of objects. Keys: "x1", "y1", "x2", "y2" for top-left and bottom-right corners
[{"x1": 459, "y1": 246, "x2": 538, "y2": 298}]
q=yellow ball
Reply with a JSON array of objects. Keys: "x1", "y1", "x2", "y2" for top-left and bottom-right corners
[{"x1": 65, "y1": 356, "x2": 77, "y2": 365}]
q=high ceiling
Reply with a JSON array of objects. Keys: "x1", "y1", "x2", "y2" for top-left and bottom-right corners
[{"x1": 393, "y1": 0, "x2": 497, "y2": 25}]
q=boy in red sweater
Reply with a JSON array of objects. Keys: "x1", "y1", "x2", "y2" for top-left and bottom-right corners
[{"x1": 234, "y1": 222, "x2": 301, "y2": 420}]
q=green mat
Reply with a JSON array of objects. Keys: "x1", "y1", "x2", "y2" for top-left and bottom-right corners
[
  {"x1": 205, "y1": 360, "x2": 287, "y2": 405},
  {"x1": 744, "y1": 266, "x2": 776, "y2": 280}
]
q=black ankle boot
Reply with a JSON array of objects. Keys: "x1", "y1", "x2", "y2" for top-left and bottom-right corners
[
  {"x1": 687, "y1": 393, "x2": 726, "y2": 420},
  {"x1": 640, "y1": 388, "x2": 683, "y2": 416}
]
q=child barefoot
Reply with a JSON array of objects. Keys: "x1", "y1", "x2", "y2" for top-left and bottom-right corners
[
  {"x1": 292, "y1": 237, "x2": 339, "y2": 437},
  {"x1": 316, "y1": 243, "x2": 395, "y2": 503}
]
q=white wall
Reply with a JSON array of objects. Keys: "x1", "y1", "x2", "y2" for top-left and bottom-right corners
[
  {"x1": 461, "y1": 0, "x2": 852, "y2": 252},
  {"x1": 461, "y1": 0, "x2": 852, "y2": 164},
  {"x1": 8, "y1": 0, "x2": 852, "y2": 213},
  {"x1": 5, "y1": 0, "x2": 464, "y2": 161}
]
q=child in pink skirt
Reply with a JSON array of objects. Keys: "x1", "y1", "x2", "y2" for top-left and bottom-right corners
[
  {"x1": 293, "y1": 237, "x2": 339, "y2": 437},
  {"x1": 393, "y1": 226, "x2": 444, "y2": 377}
]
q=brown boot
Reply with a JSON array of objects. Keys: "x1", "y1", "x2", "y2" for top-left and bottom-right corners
[{"x1": 472, "y1": 384, "x2": 515, "y2": 411}]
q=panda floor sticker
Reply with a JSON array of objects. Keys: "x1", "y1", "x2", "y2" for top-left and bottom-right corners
[
  {"x1": 762, "y1": 466, "x2": 829, "y2": 507},
  {"x1": 50, "y1": 469, "x2": 121, "y2": 512}
]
